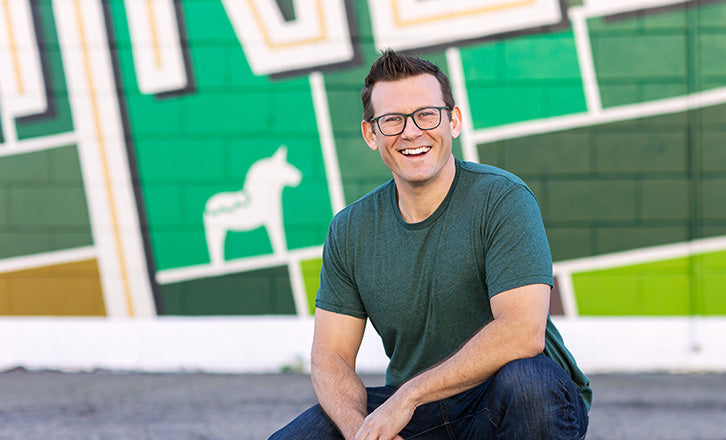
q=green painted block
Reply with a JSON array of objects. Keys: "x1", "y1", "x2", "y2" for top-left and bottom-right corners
[
  {"x1": 460, "y1": 30, "x2": 586, "y2": 128},
  {"x1": 592, "y1": 34, "x2": 687, "y2": 79},
  {"x1": 0, "y1": 231, "x2": 52, "y2": 260},
  {"x1": 125, "y1": 95, "x2": 184, "y2": 136},
  {"x1": 497, "y1": 133, "x2": 593, "y2": 175},
  {"x1": 159, "y1": 265, "x2": 296, "y2": 315},
  {"x1": 135, "y1": 139, "x2": 226, "y2": 183},
  {"x1": 594, "y1": 132, "x2": 687, "y2": 174},
  {"x1": 0, "y1": 146, "x2": 92, "y2": 258},
  {"x1": 641, "y1": 179, "x2": 690, "y2": 221},
  {"x1": 574, "y1": 251, "x2": 726, "y2": 316},
  {"x1": 574, "y1": 272, "x2": 641, "y2": 315},
  {"x1": 49, "y1": 145, "x2": 84, "y2": 181},
  {"x1": 0, "y1": 188, "x2": 7, "y2": 226},
  {"x1": 638, "y1": 273, "x2": 691, "y2": 315},
  {"x1": 596, "y1": 226, "x2": 689, "y2": 255},
  {"x1": 548, "y1": 180, "x2": 636, "y2": 222},
  {"x1": 702, "y1": 178, "x2": 726, "y2": 220},
  {"x1": 0, "y1": 152, "x2": 49, "y2": 183},
  {"x1": 10, "y1": 186, "x2": 91, "y2": 228},
  {"x1": 701, "y1": 33, "x2": 726, "y2": 77},
  {"x1": 301, "y1": 257, "x2": 323, "y2": 314},
  {"x1": 547, "y1": 227, "x2": 594, "y2": 262},
  {"x1": 698, "y1": 2, "x2": 726, "y2": 28},
  {"x1": 141, "y1": 185, "x2": 183, "y2": 226}
]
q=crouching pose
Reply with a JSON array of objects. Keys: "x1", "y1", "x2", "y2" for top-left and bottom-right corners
[{"x1": 270, "y1": 49, "x2": 592, "y2": 440}]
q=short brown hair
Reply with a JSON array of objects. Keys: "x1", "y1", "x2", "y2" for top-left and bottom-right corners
[{"x1": 361, "y1": 49, "x2": 455, "y2": 122}]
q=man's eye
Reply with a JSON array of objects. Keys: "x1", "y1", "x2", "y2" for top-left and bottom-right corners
[{"x1": 381, "y1": 115, "x2": 403, "y2": 124}]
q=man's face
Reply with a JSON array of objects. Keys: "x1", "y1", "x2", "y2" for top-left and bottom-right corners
[{"x1": 362, "y1": 74, "x2": 462, "y2": 189}]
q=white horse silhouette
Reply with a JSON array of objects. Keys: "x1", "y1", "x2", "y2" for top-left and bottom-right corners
[{"x1": 203, "y1": 146, "x2": 302, "y2": 266}]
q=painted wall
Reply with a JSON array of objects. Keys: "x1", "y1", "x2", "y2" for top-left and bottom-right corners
[{"x1": 0, "y1": 0, "x2": 725, "y2": 371}]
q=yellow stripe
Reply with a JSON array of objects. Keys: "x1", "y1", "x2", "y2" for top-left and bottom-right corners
[
  {"x1": 145, "y1": 0, "x2": 162, "y2": 69},
  {"x1": 73, "y1": 0, "x2": 136, "y2": 317},
  {"x1": 247, "y1": 0, "x2": 327, "y2": 49},
  {"x1": 392, "y1": 0, "x2": 537, "y2": 27},
  {"x1": 2, "y1": 0, "x2": 25, "y2": 94}
]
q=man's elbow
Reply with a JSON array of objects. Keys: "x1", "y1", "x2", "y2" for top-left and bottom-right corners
[{"x1": 519, "y1": 326, "x2": 546, "y2": 358}]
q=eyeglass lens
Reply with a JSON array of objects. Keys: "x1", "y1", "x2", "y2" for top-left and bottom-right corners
[{"x1": 377, "y1": 107, "x2": 443, "y2": 135}]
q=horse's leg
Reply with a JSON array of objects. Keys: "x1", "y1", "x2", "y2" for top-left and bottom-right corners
[
  {"x1": 204, "y1": 214, "x2": 227, "y2": 266},
  {"x1": 265, "y1": 209, "x2": 287, "y2": 256}
]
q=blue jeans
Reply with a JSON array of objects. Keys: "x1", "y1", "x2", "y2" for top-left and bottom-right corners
[{"x1": 269, "y1": 355, "x2": 589, "y2": 439}]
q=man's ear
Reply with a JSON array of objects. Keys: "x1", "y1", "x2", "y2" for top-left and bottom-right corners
[
  {"x1": 361, "y1": 120, "x2": 379, "y2": 151},
  {"x1": 450, "y1": 106, "x2": 463, "y2": 139}
]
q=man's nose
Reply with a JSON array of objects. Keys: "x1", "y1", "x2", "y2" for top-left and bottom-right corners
[{"x1": 400, "y1": 115, "x2": 423, "y2": 137}]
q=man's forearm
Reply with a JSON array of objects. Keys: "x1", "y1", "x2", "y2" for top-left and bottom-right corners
[
  {"x1": 396, "y1": 285, "x2": 549, "y2": 409},
  {"x1": 311, "y1": 352, "x2": 368, "y2": 439}
]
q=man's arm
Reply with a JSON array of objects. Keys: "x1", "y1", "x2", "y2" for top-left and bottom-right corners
[
  {"x1": 311, "y1": 308, "x2": 371, "y2": 440},
  {"x1": 352, "y1": 283, "x2": 550, "y2": 440}
]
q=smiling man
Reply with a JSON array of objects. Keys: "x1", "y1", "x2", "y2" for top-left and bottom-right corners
[{"x1": 269, "y1": 49, "x2": 592, "y2": 440}]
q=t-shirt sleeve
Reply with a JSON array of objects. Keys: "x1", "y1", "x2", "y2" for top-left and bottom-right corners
[
  {"x1": 314, "y1": 215, "x2": 368, "y2": 319},
  {"x1": 483, "y1": 183, "x2": 553, "y2": 298}
]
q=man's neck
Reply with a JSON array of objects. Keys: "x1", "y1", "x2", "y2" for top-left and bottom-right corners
[{"x1": 395, "y1": 157, "x2": 456, "y2": 224}]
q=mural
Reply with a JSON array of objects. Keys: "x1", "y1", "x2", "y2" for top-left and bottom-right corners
[{"x1": 1, "y1": 0, "x2": 725, "y2": 320}]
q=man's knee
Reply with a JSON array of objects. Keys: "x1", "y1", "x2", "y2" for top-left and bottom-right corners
[
  {"x1": 491, "y1": 355, "x2": 566, "y2": 401},
  {"x1": 487, "y1": 355, "x2": 587, "y2": 438}
]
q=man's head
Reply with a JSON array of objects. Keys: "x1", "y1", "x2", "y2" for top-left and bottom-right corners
[
  {"x1": 361, "y1": 49, "x2": 455, "y2": 122},
  {"x1": 359, "y1": 50, "x2": 462, "y2": 192}
]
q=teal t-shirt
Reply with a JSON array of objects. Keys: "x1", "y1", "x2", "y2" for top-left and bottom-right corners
[{"x1": 316, "y1": 159, "x2": 592, "y2": 408}]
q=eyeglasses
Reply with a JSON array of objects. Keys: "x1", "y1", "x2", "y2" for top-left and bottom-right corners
[{"x1": 370, "y1": 106, "x2": 450, "y2": 136}]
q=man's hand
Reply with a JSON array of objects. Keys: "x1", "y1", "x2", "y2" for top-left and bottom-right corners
[{"x1": 352, "y1": 391, "x2": 413, "y2": 440}]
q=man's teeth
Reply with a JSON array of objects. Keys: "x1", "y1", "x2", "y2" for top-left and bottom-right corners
[{"x1": 401, "y1": 146, "x2": 431, "y2": 156}]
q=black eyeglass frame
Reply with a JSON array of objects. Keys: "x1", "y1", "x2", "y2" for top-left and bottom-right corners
[{"x1": 369, "y1": 106, "x2": 451, "y2": 136}]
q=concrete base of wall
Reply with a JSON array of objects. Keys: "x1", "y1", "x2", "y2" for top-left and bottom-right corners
[{"x1": 1, "y1": 317, "x2": 724, "y2": 374}]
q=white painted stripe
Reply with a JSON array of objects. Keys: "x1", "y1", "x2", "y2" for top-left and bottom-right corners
[
  {"x1": 124, "y1": 0, "x2": 188, "y2": 94},
  {"x1": 310, "y1": 71, "x2": 346, "y2": 213},
  {"x1": 1, "y1": 316, "x2": 725, "y2": 373},
  {"x1": 470, "y1": 86, "x2": 726, "y2": 144},
  {"x1": 156, "y1": 245, "x2": 324, "y2": 284},
  {"x1": 287, "y1": 258, "x2": 310, "y2": 317},
  {"x1": 0, "y1": 246, "x2": 96, "y2": 274},
  {"x1": 583, "y1": 0, "x2": 691, "y2": 18},
  {"x1": 570, "y1": 7, "x2": 602, "y2": 113},
  {"x1": 53, "y1": 0, "x2": 156, "y2": 317},
  {"x1": 556, "y1": 270, "x2": 579, "y2": 319},
  {"x1": 0, "y1": 0, "x2": 47, "y2": 118},
  {"x1": 0, "y1": 132, "x2": 78, "y2": 158},
  {"x1": 554, "y1": 235, "x2": 726, "y2": 274},
  {"x1": 446, "y1": 47, "x2": 479, "y2": 163}
]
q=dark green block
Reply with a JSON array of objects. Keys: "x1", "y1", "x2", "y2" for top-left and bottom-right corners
[
  {"x1": 641, "y1": 178, "x2": 690, "y2": 221},
  {"x1": 0, "y1": 151, "x2": 50, "y2": 183},
  {"x1": 9, "y1": 186, "x2": 91, "y2": 228},
  {"x1": 159, "y1": 266, "x2": 296, "y2": 315},
  {"x1": 594, "y1": 132, "x2": 687, "y2": 174},
  {"x1": 596, "y1": 226, "x2": 690, "y2": 254},
  {"x1": 49, "y1": 145, "x2": 84, "y2": 181},
  {"x1": 546, "y1": 227, "x2": 594, "y2": 262},
  {"x1": 499, "y1": 132, "x2": 593, "y2": 176},
  {"x1": 547, "y1": 180, "x2": 636, "y2": 222},
  {"x1": 702, "y1": 178, "x2": 726, "y2": 220},
  {"x1": 0, "y1": 231, "x2": 52, "y2": 259},
  {"x1": 701, "y1": 131, "x2": 726, "y2": 172}
]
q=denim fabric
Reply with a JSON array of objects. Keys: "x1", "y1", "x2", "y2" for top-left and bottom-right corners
[{"x1": 269, "y1": 355, "x2": 588, "y2": 440}]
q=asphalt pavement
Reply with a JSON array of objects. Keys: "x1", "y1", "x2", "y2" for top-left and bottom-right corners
[{"x1": 0, "y1": 368, "x2": 724, "y2": 439}]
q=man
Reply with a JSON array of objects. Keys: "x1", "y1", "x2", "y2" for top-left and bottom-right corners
[{"x1": 270, "y1": 49, "x2": 592, "y2": 440}]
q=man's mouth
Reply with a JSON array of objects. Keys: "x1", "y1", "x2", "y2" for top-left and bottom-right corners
[{"x1": 400, "y1": 146, "x2": 431, "y2": 157}]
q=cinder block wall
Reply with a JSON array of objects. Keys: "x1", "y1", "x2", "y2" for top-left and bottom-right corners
[{"x1": 0, "y1": 0, "x2": 724, "y2": 318}]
